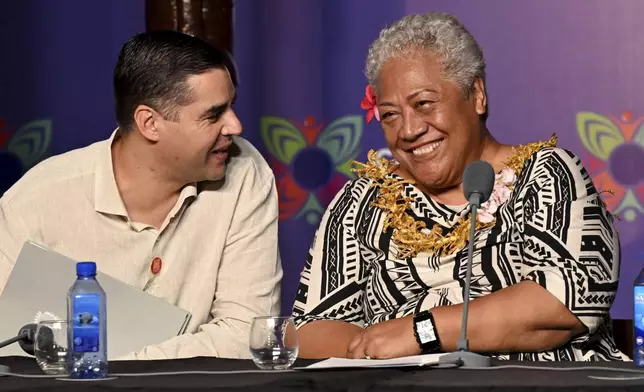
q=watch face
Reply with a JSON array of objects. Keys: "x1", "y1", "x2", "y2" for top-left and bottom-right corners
[{"x1": 417, "y1": 319, "x2": 437, "y2": 344}]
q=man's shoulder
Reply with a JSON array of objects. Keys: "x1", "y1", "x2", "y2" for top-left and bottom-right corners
[{"x1": 1, "y1": 139, "x2": 106, "y2": 207}]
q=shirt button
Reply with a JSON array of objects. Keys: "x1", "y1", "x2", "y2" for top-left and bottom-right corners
[{"x1": 150, "y1": 257, "x2": 163, "y2": 275}]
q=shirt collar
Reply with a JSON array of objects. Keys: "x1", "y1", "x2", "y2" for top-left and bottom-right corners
[
  {"x1": 94, "y1": 129, "x2": 199, "y2": 219},
  {"x1": 94, "y1": 129, "x2": 128, "y2": 216}
]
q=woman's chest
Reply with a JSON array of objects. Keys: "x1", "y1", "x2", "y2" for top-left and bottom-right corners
[{"x1": 356, "y1": 204, "x2": 526, "y2": 291}]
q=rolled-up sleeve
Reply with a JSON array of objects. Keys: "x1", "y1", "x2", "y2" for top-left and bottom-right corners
[
  {"x1": 520, "y1": 149, "x2": 619, "y2": 343},
  {"x1": 292, "y1": 180, "x2": 368, "y2": 329}
]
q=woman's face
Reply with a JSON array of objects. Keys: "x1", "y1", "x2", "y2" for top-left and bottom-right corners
[{"x1": 376, "y1": 51, "x2": 487, "y2": 192}]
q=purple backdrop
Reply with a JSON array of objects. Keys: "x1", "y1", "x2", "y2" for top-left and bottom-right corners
[
  {"x1": 234, "y1": 0, "x2": 644, "y2": 319},
  {"x1": 0, "y1": 0, "x2": 145, "y2": 194},
  {"x1": 403, "y1": 0, "x2": 644, "y2": 319},
  {"x1": 234, "y1": 0, "x2": 405, "y2": 318},
  {"x1": 1, "y1": 1, "x2": 641, "y2": 321}
]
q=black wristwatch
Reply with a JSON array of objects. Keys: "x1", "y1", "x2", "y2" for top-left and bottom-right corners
[{"x1": 413, "y1": 310, "x2": 442, "y2": 353}]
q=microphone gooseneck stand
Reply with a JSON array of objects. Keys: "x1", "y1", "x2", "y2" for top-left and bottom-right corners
[
  {"x1": 438, "y1": 160, "x2": 494, "y2": 368},
  {"x1": 0, "y1": 335, "x2": 28, "y2": 350},
  {"x1": 0, "y1": 334, "x2": 25, "y2": 374},
  {"x1": 438, "y1": 194, "x2": 491, "y2": 367},
  {"x1": 0, "y1": 333, "x2": 24, "y2": 374}
]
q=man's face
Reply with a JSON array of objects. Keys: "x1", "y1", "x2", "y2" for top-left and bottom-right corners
[{"x1": 155, "y1": 68, "x2": 242, "y2": 184}]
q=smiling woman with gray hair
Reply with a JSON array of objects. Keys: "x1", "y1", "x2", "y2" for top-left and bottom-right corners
[{"x1": 291, "y1": 12, "x2": 627, "y2": 362}]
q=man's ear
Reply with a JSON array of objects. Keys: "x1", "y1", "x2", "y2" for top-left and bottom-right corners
[{"x1": 133, "y1": 104, "x2": 162, "y2": 142}]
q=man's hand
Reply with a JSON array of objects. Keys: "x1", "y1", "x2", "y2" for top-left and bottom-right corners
[{"x1": 346, "y1": 315, "x2": 421, "y2": 359}]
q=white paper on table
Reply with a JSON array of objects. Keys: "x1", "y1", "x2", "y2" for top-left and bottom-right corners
[{"x1": 298, "y1": 353, "x2": 445, "y2": 370}]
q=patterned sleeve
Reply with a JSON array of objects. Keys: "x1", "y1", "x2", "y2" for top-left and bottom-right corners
[
  {"x1": 291, "y1": 179, "x2": 371, "y2": 329},
  {"x1": 519, "y1": 148, "x2": 619, "y2": 342}
]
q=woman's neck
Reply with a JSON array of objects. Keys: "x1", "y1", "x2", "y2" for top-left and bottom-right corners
[{"x1": 413, "y1": 133, "x2": 514, "y2": 206}]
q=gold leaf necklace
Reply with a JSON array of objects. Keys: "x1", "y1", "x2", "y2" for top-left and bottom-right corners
[{"x1": 352, "y1": 135, "x2": 558, "y2": 259}]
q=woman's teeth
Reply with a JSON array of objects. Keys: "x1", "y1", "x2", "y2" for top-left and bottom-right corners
[{"x1": 412, "y1": 139, "x2": 443, "y2": 155}]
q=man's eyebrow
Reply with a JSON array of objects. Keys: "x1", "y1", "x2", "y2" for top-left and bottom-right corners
[
  {"x1": 198, "y1": 94, "x2": 237, "y2": 121},
  {"x1": 198, "y1": 104, "x2": 227, "y2": 121}
]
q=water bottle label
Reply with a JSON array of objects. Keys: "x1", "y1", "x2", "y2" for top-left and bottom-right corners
[
  {"x1": 635, "y1": 287, "x2": 644, "y2": 348},
  {"x1": 72, "y1": 293, "x2": 100, "y2": 353}
]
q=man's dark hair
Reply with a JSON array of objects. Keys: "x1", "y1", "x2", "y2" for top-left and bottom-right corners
[{"x1": 114, "y1": 31, "x2": 232, "y2": 131}]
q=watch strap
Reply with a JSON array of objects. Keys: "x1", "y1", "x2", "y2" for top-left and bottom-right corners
[{"x1": 413, "y1": 310, "x2": 442, "y2": 353}]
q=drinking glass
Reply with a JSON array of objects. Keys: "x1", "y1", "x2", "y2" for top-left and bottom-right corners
[
  {"x1": 249, "y1": 316, "x2": 298, "y2": 370},
  {"x1": 34, "y1": 320, "x2": 68, "y2": 375}
]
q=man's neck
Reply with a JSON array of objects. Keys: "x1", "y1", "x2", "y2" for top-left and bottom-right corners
[{"x1": 111, "y1": 135, "x2": 185, "y2": 229}]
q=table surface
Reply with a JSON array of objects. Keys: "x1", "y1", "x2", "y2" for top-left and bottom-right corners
[{"x1": 1, "y1": 355, "x2": 644, "y2": 391}]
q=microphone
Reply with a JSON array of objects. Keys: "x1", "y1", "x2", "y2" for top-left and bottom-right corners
[
  {"x1": 439, "y1": 160, "x2": 495, "y2": 368},
  {"x1": 0, "y1": 324, "x2": 37, "y2": 354},
  {"x1": 0, "y1": 324, "x2": 38, "y2": 376},
  {"x1": 463, "y1": 161, "x2": 495, "y2": 208}
]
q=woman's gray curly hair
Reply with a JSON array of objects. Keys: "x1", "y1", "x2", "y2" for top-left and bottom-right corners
[{"x1": 365, "y1": 12, "x2": 485, "y2": 95}]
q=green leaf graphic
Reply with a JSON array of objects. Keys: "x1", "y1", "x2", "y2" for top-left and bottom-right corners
[
  {"x1": 7, "y1": 119, "x2": 52, "y2": 168},
  {"x1": 336, "y1": 160, "x2": 356, "y2": 179},
  {"x1": 260, "y1": 116, "x2": 306, "y2": 164},
  {"x1": 576, "y1": 112, "x2": 623, "y2": 161},
  {"x1": 633, "y1": 121, "x2": 644, "y2": 147},
  {"x1": 614, "y1": 190, "x2": 644, "y2": 222},
  {"x1": 296, "y1": 194, "x2": 325, "y2": 225},
  {"x1": 316, "y1": 115, "x2": 362, "y2": 166}
]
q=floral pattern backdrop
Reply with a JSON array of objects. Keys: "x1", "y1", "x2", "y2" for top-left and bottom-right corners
[
  {"x1": 1, "y1": 0, "x2": 643, "y2": 320},
  {"x1": 234, "y1": 0, "x2": 644, "y2": 319}
]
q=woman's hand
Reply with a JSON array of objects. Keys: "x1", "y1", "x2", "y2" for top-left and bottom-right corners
[
  {"x1": 346, "y1": 316, "x2": 421, "y2": 359},
  {"x1": 345, "y1": 281, "x2": 586, "y2": 360}
]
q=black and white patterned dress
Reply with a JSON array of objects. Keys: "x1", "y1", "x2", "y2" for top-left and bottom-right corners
[{"x1": 292, "y1": 147, "x2": 628, "y2": 361}]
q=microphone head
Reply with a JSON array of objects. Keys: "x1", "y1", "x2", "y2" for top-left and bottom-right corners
[
  {"x1": 17, "y1": 323, "x2": 37, "y2": 356},
  {"x1": 463, "y1": 160, "x2": 495, "y2": 205}
]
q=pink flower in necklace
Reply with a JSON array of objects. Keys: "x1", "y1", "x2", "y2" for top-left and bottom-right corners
[
  {"x1": 478, "y1": 168, "x2": 517, "y2": 224},
  {"x1": 360, "y1": 85, "x2": 380, "y2": 123}
]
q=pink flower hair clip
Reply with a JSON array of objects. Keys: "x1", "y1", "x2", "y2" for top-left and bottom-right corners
[{"x1": 360, "y1": 85, "x2": 380, "y2": 123}]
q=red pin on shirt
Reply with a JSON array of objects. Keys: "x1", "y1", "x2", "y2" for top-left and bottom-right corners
[{"x1": 151, "y1": 257, "x2": 163, "y2": 275}]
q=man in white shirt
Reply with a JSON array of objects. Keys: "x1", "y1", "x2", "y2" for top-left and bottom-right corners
[{"x1": 0, "y1": 31, "x2": 282, "y2": 360}]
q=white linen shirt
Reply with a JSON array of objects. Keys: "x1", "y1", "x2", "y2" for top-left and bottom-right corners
[{"x1": 0, "y1": 130, "x2": 282, "y2": 360}]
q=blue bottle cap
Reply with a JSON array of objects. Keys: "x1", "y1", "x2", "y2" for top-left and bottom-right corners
[{"x1": 76, "y1": 262, "x2": 97, "y2": 277}]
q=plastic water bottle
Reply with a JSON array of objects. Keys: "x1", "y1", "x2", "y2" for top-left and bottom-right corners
[
  {"x1": 67, "y1": 261, "x2": 108, "y2": 378},
  {"x1": 634, "y1": 267, "x2": 644, "y2": 367}
]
